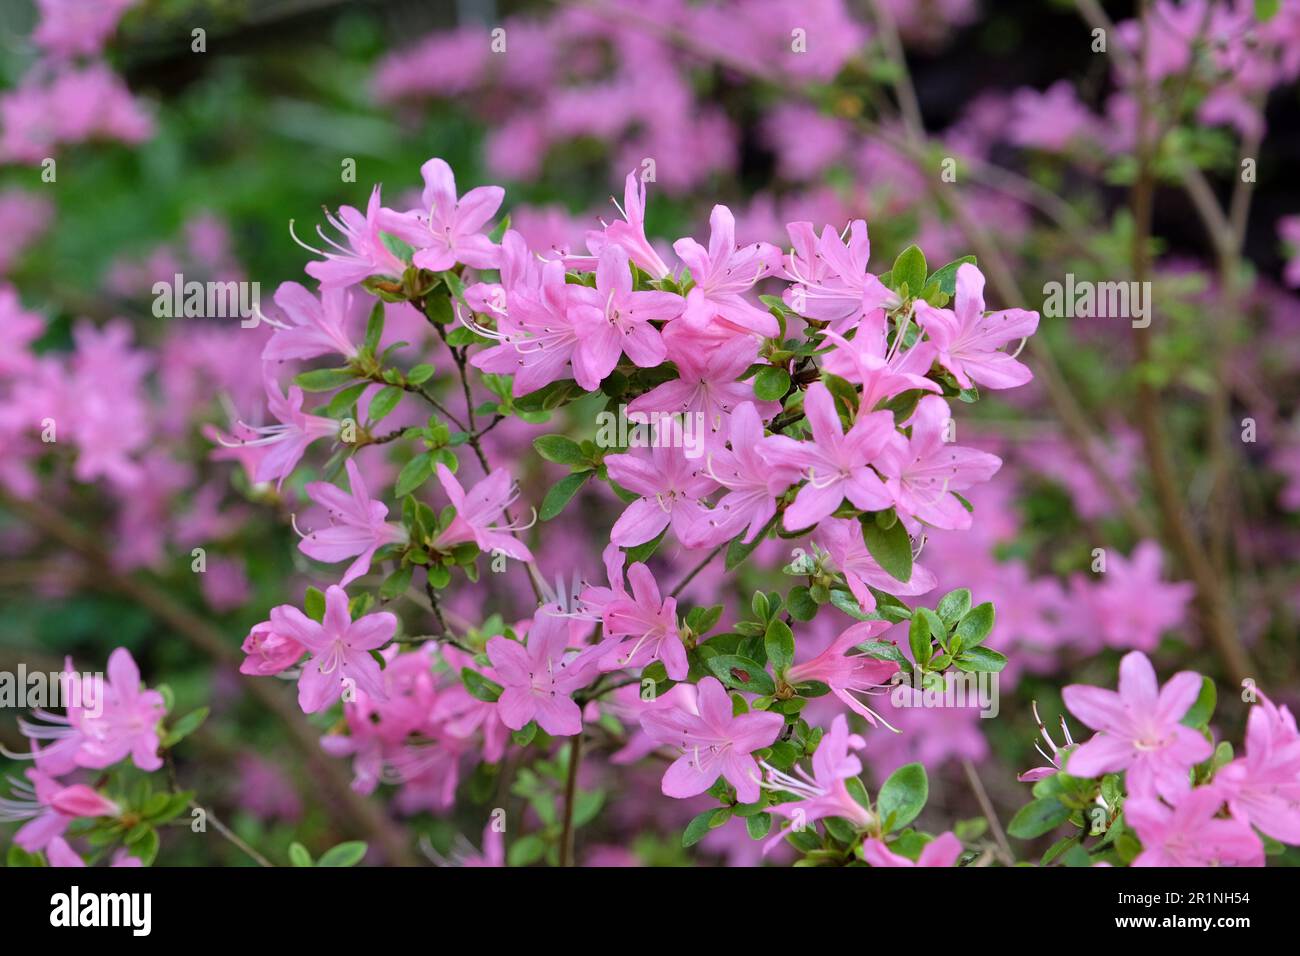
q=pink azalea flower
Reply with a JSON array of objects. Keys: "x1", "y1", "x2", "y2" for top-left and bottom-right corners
[
  {"x1": 640, "y1": 676, "x2": 783, "y2": 803},
  {"x1": 430, "y1": 821, "x2": 505, "y2": 867},
  {"x1": 782, "y1": 220, "x2": 897, "y2": 334},
  {"x1": 1017, "y1": 700, "x2": 1078, "y2": 782},
  {"x1": 914, "y1": 263, "x2": 1038, "y2": 390},
  {"x1": 627, "y1": 323, "x2": 776, "y2": 451},
  {"x1": 74, "y1": 648, "x2": 166, "y2": 772},
  {"x1": 864, "y1": 831, "x2": 963, "y2": 867},
  {"x1": 1215, "y1": 694, "x2": 1300, "y2": 844},
  {"x1": 674, "y1": 205, "x2": 782, "y2": 340},
  {"x1": 229, "y1": 373, "x2": 341, "y2": 488},
  {"x1": 1, "y1": 770, "x2": 119, "y2": 852},
  {"x1": 876, "y1": 395, "x2": 1002, "y2": 531},
  {"x1": 431, "y1": 463, "x2": 534, "y2": 561},
  {"x1": 239, "y1": 619, "x2": 307, "y2": 676},
  {"x1": 567, "y1": 245, "x2": 681, "y2": 390},
  {"x1": 1063, "y1": 651, "x2": 1213, "y2": 801},
  {"x1": 33, "y1": 0, "x2": 136, "y2": 58},
  {"x1": 604, "y1": 439, "x2": 719, "y2": 547},
  {"x1": 688, "y1": 401, "x2": 801, "y2": 547},
  {"x1": 588, "y1": 171, "x2": 672, "y2": 279},
  {"x1": 298, "y1": 458, "x2": 408, "y2": 586},
  {"x1": 469, "y1": 249, "x2": 582, "y2": 397},
  {"x1": 762, "y1": 714, "x2": 873, "y2": 835},
  {"x1": 1070, "y1": 541, "x2": 1193, "y2": 652},
  {"x1": 1127, "y1": 788, "x2": 1264, "y2": 867},
  {"x1": 786, "y1": 621, "x2": 900, "y2": 727},
  {"x1": 819, "y1": 319, "x2": 939, "y2": 411},
  {"x1": 302, "y1": 185, "x2": 408, "y2": 288},
  {"x1": 763, "y1": 382, "x2": 898, "y2": 531},
  {"x1": 599, "y1": 562, "x2": 687, "y2": 680},
  {"x1": 379, "y1": 157, "x2": 503, "y2": 271},
  {"x1": 817, "y1": 518, "x2": 937, "y2": 611},
  {"x1": 486, "y1": 607, "x2": 603, "y2": 737},
  {"x1": 46, "y1": 836, "x2": 142, "y2": 868},
  {"x1": 269, "y1": 585, "x2": 396, "y2": 713},
  {"x1": 261, "y1": 281, "x2": 365, "y2": 362}
]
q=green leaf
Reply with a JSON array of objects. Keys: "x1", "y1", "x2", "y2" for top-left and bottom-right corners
[
  {"x1": 533, "y1": 434, "x2": 588, "y2": 466},
  {"x1": 1008, "y1": 798, "x2": 1071, "y2": 839},
  {"x1": 952, "y1": 647, "x2": 1007, "y2": 672},
  {"x1": 786, "y1": 585, "x2": 817, "y2": 621},
  {"x1": 908, "y1": 614, "x2": 933, "y2": 669},
  {"x1": 706, "y1": 655, "x2": 776, "y2": 696},
  {"x1": 162, "y1": 707, "x2": 209, "y2": 748},
  {"x1": 379, "y1": 564, "x2": 414, "y2": 601},
  {"x1": 862, "y1": 517, "x2": 912, "y2": 583},
  {"x1": 935, "y1": 588, "x2": 972, "y2": 626},
  {"x1": 540, "y1": 471, "x2": 592, "y2": 520},
  {"x1": 317, "y1": 841, "x2": 367, "y2": 867},
  {"x1": 394, "y1": 452, "x2": 435, "y2": 497},
  {"x1": 685, "y1": 604, "x2": 724, "y2": 636},
  {"x1": 367, "y1": 385, "x2": 403, "y2": 424},
  {"x1": 926, "y1": 255, "x2": 977, "y2": 296},
  {"x1": 126, "y1": 828, "x2": 159, "y2": 866},
  {"x1": 754, "y1": 366, "x2": 791, "y2": 401},
  {"x1": 304, "y1": 586, "x2": 326, "y2": 622},
  {"x1": 364, "y1": 301, "x2": 385, "y2": 353},
  {"x1": 294, "y1": 367, "x2": 356, "y2": 391},
  {"x1": 891, "y1": 245, "x2": 928, "y2": 296},
  {"x1": 507, "y1": 833, "x2": 546, "y2": 866},
  {"x1": 725, "y1": 514, "x2": 778, "y2": 571},
  {"x1": 462, "y1": 667, "x2": 504, "y2": 703},
  {"x1": 1180, "y1": 676, "x2": 1217, "y2": 728},
  {"x1": 746, "y1": 813, "x2": 773, "y2": 840},
  {"x1": 764, "y1": 619, "x2": 795, "y2": 674},
  {"x1": 954, "y1": 602, "x2": 995, "y2": 649},
  {"x1": 407, "y1": 363, "x2": 435, "y2": 385},
  {"x1": 7, "y1": 846, "x2": 42, "y2": 867},
  {"x1": 877, "y1": 763, "x2": 928, "y2": 831},
  {"x1": 683, "y1": 810, "x2": 717, "y2": 848}
]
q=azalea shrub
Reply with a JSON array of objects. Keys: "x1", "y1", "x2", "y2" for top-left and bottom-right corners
[{"x1": 1, "y1": 0, "x2": 1298, "y2": 870}]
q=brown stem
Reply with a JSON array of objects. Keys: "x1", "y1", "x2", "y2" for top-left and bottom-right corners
[{"x1": 558, "y1": 732, "x2": 583, "y2": 867}]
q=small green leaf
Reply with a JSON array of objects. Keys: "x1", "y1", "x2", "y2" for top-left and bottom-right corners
[
  {"x1": 764, "y1": 619, "x2": 795, "y2": 675},
  {"x1": 706, "y1": 655, "x2": 776, "y2": 696},
  {"x1": 304, "y1": 586, "x2": 326, "y2": 622},
  {"x1": 754, "y1": 366, "x2": 791, "y2": 401},
  {"x1": 540, "y1": 471, "x2": 592, "y2": 520},
  {"x1": 533, "y1": 434, "x2": 588, "y2": 466},
  {"x1": 162, "y1": 707, "x2": 209, "y2": 748},
  {"x1": 954, "y1": 602, "x2": 995, "y2": 649},
  {"x1": 1008, "y1": 798, "x2": 1071, "y2": 839},
  {"x1": 926, "y1": 255, "x2": 977, "y2": 296},
  {"x1": 394, "y1": 452, "x2": 435, "y2": 497},
  {"x1": 862, "y1": 517, "x2": 912, "y2": 583},
  {"x1": 462, "y1": 667, "x2": 504, "y2": 703},
  {"x1": 936, "y1": 588, "x2": 972, "y2": 626},
  {"x1": 317, "y1": 841, "x2": 367, "y2": 867},
  {"x1": 877, "y1": 763, "x2": 928, "y2": 831},
  {"x1": 891, "y1": 245, "x2": 928, "y2": 296},
  {"x1": 507, "y1": 833, "x2": 546, "y2": 866},
  {"x1": 379, "y1": 564, "x2": 414, "y2": 601},
  {"x1": 908, "y1": 614, "x2": 933, "y2": 669},
  {"x1": 1180, "y1": 676, "x2": 1217, "y2": 728},
  {"x1": 725, "y1": 514, "x2": 778, "y2": 571},
  {"x1": 288, "y1": 842, "x2": 313, "y2": 867},
  {"x1": 294, "y1": 367, "x2": 357, "y2": 391},
  {"x1": 367, "y1": 385, "x2": 403, "y2": 424},
  {"x1": 952, "y1": 646, "x2": 1007, "y2": 672}
]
